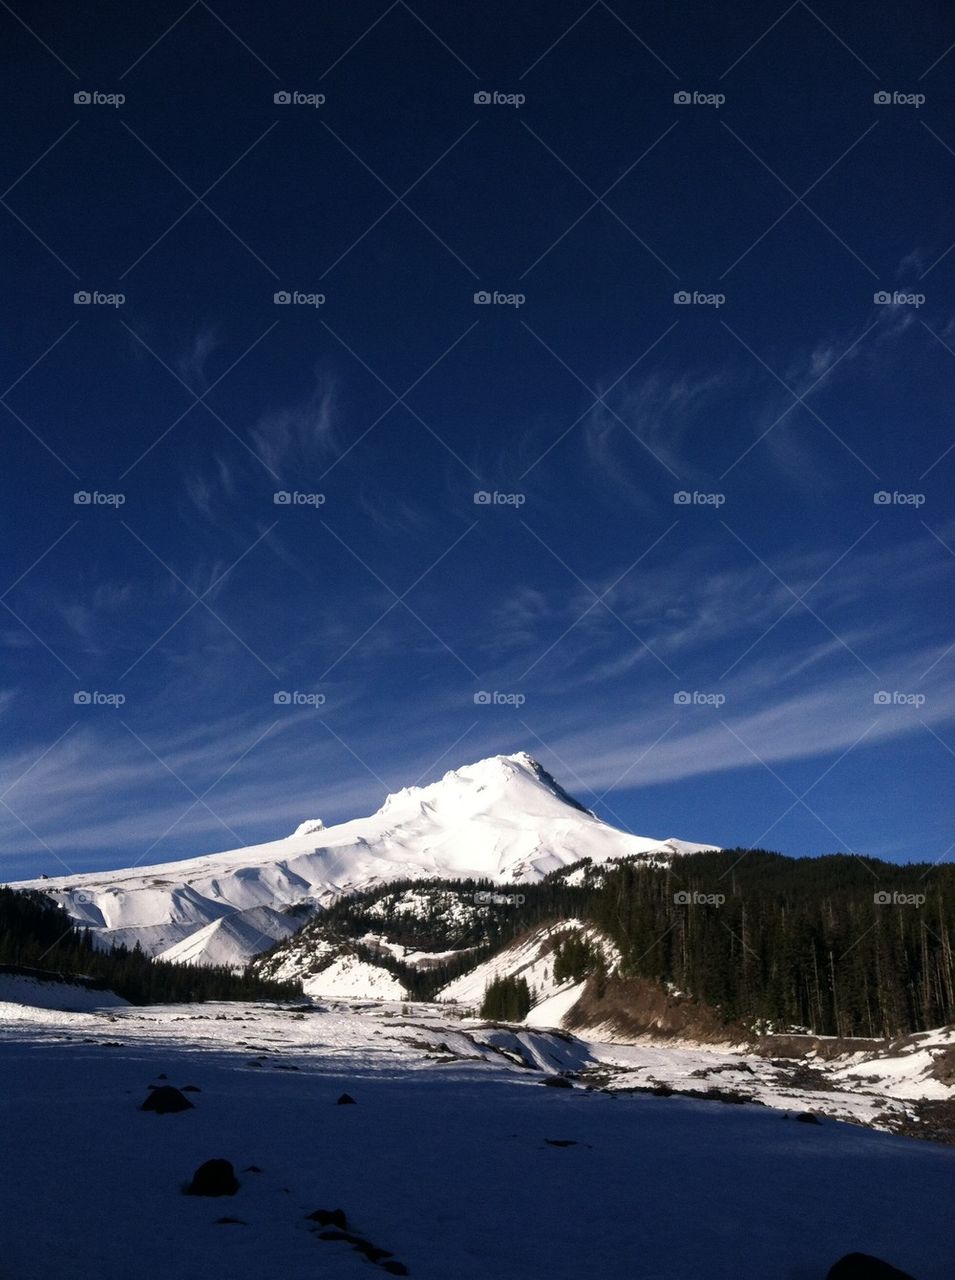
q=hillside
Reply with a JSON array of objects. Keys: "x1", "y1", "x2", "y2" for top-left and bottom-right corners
[
  {"x1": 255, "y1": 850, "x2": 955, "y2": 1042},
  {"x1": 0, "y1": 887, "x2": 301, "y2": 1006},
  {"x1": 253, "y1": 878, "x2": 602, "y2": 1002}
]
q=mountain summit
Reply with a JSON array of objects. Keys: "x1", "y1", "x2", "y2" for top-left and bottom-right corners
[{"x1": 10, "y1": 753, "x2": 717, "y2": 967}]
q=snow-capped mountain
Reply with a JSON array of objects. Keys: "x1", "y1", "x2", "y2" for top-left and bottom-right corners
[{"x1": 9, "y1": 752, "x2": 718, "y2": 968}]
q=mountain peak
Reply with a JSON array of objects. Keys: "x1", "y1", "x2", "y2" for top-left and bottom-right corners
[
  {"x1": 374, "y1": 750, "x2": 572, "y2": 819},
  {"x1": 12, "y1": 751, "x2": 718, "y2": 969}
]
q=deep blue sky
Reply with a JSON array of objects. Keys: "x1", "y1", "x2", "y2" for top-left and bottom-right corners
[{"x1": 2, "y1": 0, "x2": 954, "y2": 878}]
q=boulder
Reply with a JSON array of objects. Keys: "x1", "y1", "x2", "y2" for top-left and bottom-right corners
[
  {"x1": 794, "y1": 1111, "x2": 821, "y2": 1125},
  {"x1": 307, "y1": 1208, "x2": 348, "y2": 1229},
  {"x1": 141, "y1": 1086, "x2": 193, "y2": 1114},
  {"x1": 185, "y1": 1159, "x2": 240, "y2": 1197},
  {"x1": 826, "y1": 1253, "x2": 916, "y2": 1279}
]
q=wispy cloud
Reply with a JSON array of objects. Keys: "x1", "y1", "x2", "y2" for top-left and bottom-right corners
[
  {"x1": 175, "y1": 326, "x2": 221, "y2": 393},
  {"x1": 248, "y1": 379, "x2": 338, "y2": 479}
]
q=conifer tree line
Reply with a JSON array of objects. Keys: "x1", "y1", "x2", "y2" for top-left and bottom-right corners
[
  {"x1": 0, "y1": 888, "x2": 302, "y2": 1005},
  {"x1": 480, "y1": 975, "x2": 531, "y2": 1021},
  {"x1": 587, "y1": 851, "x2": 955, "y2": 1037},
  {"x1": 553, "y1": 930, "x2": 605, "y2": 985},
  {"x1": 256, "y1": 876, "x2": 598, "y2": 999},
  {"x1": 260, "y1": 855, "x2": 954, "y2": 1036}
]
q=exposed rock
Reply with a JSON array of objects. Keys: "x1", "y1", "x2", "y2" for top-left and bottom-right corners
[
  {"x1": 184, "y1": 1159, "x2": 239, "y2": 1197},
  {"x1": 307, "y1": 1208, "x2": 348, "y2": 1229},
  {"x1": 337, "y1": 1092, "x2": 357, "y2": 1104},
  {"x1": 565, "y1": 972, "x2": 746, "y2": 1043},
  {"x1": 825, "y1": 1253, "x2": 916, "y2": 1279},
  {"x1": 140, "y1": 1086, "x2": 193, "y2": 1114}
]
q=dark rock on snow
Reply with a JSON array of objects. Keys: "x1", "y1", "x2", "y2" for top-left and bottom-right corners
[
  {"x1": 337, "y1": 1092, "x2": 357, "y2": 1104},
  {"x1": 184, "y1": 1159, "x2": 240, "y2": 1197},
  {"x1": 826, "y1": 1253, "x2": 916, "y2": 1279},
  {"x1": 541, "y1": 1076, "x2": 573, "y2": 1089},
  {"x1": 140, "y1": 1086, "x2": 194, "y2": 1114},
  {"x1": 307, "y1": 1208, "x2": 348, "y2": 1229}
]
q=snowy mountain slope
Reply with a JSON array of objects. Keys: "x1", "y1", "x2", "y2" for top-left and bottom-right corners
[
  {"x1": 154, "y1": 906, "x2": 305, "y2": 968},
  {"x1": 10, "y1": 752, "x2": 718, "y2": 968}
]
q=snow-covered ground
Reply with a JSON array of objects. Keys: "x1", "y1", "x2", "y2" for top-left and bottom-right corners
[
  {"x1": 9, "y1": 753, "x2": 718, "y2": 967},
  {"x1": 0, "y1": 973, "x2": 128, "y2": 1011},
  {"x1": 0, "y1": 997, "x2": 951, "y2": 1280},
  {"x1": 302, "y1": 955, "x2": 408, "y2": 1000}
]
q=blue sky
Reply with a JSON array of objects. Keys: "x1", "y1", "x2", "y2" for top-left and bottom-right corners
[{"x1": 1, "y1": 0, "x2": 954, "y2": 879}]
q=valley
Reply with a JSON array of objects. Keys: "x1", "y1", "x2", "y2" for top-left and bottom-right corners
[{"x1": 0, "y1": 994, "x2": 952, "y2": 1279}]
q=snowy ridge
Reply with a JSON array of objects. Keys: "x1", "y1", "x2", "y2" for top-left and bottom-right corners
[{"x1": 9, "y1": 752, "x2": 718, "y2": 968}]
